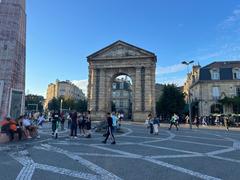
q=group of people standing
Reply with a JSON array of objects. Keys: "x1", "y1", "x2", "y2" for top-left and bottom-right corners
[
  {"x1": 145, "y1": 114, "x2": 160, "y2": 135},
  {"x1": 50, "y1": 110, "x2": 92, "y2": 139},
  {"x1": 50, "y1": 110, "x2": 118, "y2": 144}
]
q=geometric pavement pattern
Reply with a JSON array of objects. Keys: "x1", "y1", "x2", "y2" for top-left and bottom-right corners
[{"x1": 1, "y1": 123, "x2": 240, "y2": 180}]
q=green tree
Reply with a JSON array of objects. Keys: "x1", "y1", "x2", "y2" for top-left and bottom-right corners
[
  {"x1": 219, "y1": 96, "x2": 240, "y2": 114},
  {"x1": 74, "y1": 99, "x2": 88, "y2": 112},
  {"x1": 48, "y1": 97, "x2": 60, "y2": 111},
  {"x1": 156, "y1": 84, "x2": 185, "y2": 116}
]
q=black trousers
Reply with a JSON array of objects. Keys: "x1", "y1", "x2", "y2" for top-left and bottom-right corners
[
  {"x1": 9, "y1": 128, "x2": 22, "y2": 141},
  {"x1": 104, "y1": 126, "x2": 115, "y2": 142},
  {"x1": 78, "y1": 123, "x2": 85, "y2": 134},
  {"x1": 71, "y1": 123, "x2": 77, "y2": 136},
  {"x1": 169, "y1": 122, "x2": 178, "y2": 130},
  {"x1": 52, "y1": 122, "x2": 56, "y2": 133}
]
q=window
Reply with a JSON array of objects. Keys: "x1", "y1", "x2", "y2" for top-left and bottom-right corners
[
  {"x1": 112, "y1": 83, "x2": 116, "y2": 89},
  {"x1": 120, "y1": 82, "x2": 124, "y2": 89},
  {"x1": 120, "y1": 91, "x2": 123, "y2": 96},
  {"x1": 212, "y1": 87, "x2": 220, "y2": 99},
  {"x1": 116, "y1": 91, "x2": 120, "y2": 97},
  {"x1": 233, "y1": 68, "x2": 240, "y2": 79},
  {"x1": 123, "y1": 100, "x2": 128, "y2": 108},
  {"x1": 236, "y1": 87, "x2": 240, "y2": 97},
  {"x1": 124, "y1": 91, "x2": 128, "y2": 97},
  {"x1": 120, "y1": 100, "x2": 123, "y2": 107},
  {"x1": 192, "y1": 75, "x2": 195, "y2": 83},
  {"x1": 211, "y1": 69, "x2": 220, "y2": 80}
]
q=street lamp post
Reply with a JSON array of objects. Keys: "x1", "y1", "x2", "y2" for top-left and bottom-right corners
[
  {"x1": 60, "y1": 99, "x2": 63, "y2": 113},
  {"x1": 182, "y1": 60, "x2": 194, "y2": 129}
]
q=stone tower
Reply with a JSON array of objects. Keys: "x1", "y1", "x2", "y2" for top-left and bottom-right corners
[{"x1": 0, "y1": 0, "x2": 26, "y2": 119}]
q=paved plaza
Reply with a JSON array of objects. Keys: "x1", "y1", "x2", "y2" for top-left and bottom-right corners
[{"x1": 0, "y1": 123, "x2": 240, "y2": 180}]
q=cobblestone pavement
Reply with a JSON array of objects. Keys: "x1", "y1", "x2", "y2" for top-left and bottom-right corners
[{"x1": 0, "y1": 123, "x2": 240, "y2": 180}]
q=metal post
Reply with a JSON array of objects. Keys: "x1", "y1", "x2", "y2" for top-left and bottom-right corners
[
  {"x1": 188, "y1": 89, "x2": 192, "y2": 129},
  {"x1": 182, "y1": 60, "x2": 194, "y2": 129},
  {"x1": 60, "y1": 99, "x2": 63, "y2": 113}
]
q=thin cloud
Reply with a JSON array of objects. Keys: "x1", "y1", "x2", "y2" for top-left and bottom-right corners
[
  {"x1": 157, "y1": 64, "x2": 186, "y2": 75},
  {"x1": 219, "y1": 7, "x2": 240, "y2": 29},
  {"x1": 156, "y1": 76, "x2": 186, "y2": 87},
  {"x1": 194, "y1": 6, "x2": 240, "y2": 63}
]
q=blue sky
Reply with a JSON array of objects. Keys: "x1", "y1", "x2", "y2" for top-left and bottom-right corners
[{"x1": 26, "y1": 0, "x2": 240, "y2": 96}]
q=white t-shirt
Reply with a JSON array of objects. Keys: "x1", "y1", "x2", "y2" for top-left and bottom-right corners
[
  {"x1": 23, "y1": 118, "x2": 31, "y2": 127},
  {"x1": 38, "y1": 116, "x2": 45, "y2": 122}
]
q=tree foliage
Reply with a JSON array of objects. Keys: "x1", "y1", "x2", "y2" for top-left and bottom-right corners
[
  {"x1": 156, "y1": 84, "x2": 185, "y2": 116},
  {"x1": 47, "y1": 97, "x2": 87, "y2": 112},
  {"x1": 219, "y1": 96, "x2": 240, "y2": 113}
]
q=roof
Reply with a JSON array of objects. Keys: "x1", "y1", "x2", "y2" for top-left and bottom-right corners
[
  {"x1": 87, "y1": 40, "x2": 156, "y2": 60},
  {"x1": 199, "y1": 61, "x2": 240, "y2": 80},
  {"x1": 202, "y1": 61, "x2": 240, "y2": 69}
]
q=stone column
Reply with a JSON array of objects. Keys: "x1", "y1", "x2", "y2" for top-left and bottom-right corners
[
  {"x1": 144, "y1": 67, "x2": 152, "y2": 112},
  {"x1": 98, "y1": 69, "x2": 106, "y2": 111},
  {"x1": 134, "y1": 67, "x2": 141, "y2": 111},
  {"x1": 87, "y1": 68, "x2": 97, "y2": 112},
  {"x1": 151, "y1": 66, "x2": 156, "y2": 116}
]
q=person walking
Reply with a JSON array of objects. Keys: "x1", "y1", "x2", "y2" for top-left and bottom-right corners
[
  {"x1": 67, "y1": 113, "x2": 71, "y2": 129},
  {"x1": 102, "y1": 112, "x2": 116, "y2": 144},
  {"x1": 52, "y1": 110, "x2": 60, "y2": 139},
  {"x1": 202, "y1": 116, "x2": 208, "y2": 126},
  {"x1": 169, "y1": 113, "x2": 179, "y2": 131},
  {"x1": 196, "y1": 116, "x2": 200, "y2": 129},
  {"x1": 85, "y1": 111, "x2": 92, "y2": 138},
  {"x1": 224, "y1": 115, "x2": 230, "y2": 131},
  {"x1": 185, "y1": 115, "x2": 189, "y2": 124},
  {"x1": 153, "y1": 116, "x2": 160, "y2": 135},
  {"x1": 146, "y1": 114, "x2": 154, "y2": 134},
  {"x1": 78, "y1": 113, "x2": 85, "y2": 136},
  {"x1": 70, "y1": 111, "x2": 78, "y2": 138},
  {"x1": 60, "y1": 112, "x2": 65, "y2": 131}
]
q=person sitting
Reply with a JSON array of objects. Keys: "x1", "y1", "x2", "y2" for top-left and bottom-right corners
[
  {"x1": 0, "y1": 117, "x2": 11, "y2": 136},
  {"x1": 15, "y1": 116, "x2": 23, "y2": 140},
  {"x1": 9, "y1": 118, "x2": 18, "y2": 141},
  {"x1": 22, "y1": 115, "x2": 33, "y2": 139}
]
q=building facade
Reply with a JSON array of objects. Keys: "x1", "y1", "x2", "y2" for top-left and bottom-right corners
[
  {"x1": 112, "y1": 77, "x2": 132, "y2": 119},
  {"x1": 183, "y1": 61, "x2": 240, "y2": 117},
  {"x1": 45, "y1": 80, "x2": 85, "y2": 109},
  {"x1": 0, "y1": 0, "x2": 26, "y2": 119}
]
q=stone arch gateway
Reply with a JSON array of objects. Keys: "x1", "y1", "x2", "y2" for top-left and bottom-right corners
[{"x1": 87, "y1": 40, "x2": 157, "y2": 121}]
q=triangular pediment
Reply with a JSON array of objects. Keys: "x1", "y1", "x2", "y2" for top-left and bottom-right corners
[{"x1": 88, "y1": 40, "x2": 156, "y2": 60}]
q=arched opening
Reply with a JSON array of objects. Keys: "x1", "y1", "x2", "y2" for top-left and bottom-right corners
[
  {"x1": 111, "y1": 74, "x2": 132, "y2": 120},
  {"x1": 210, "y1": 104, "x2": 223, "y2": 114}
]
